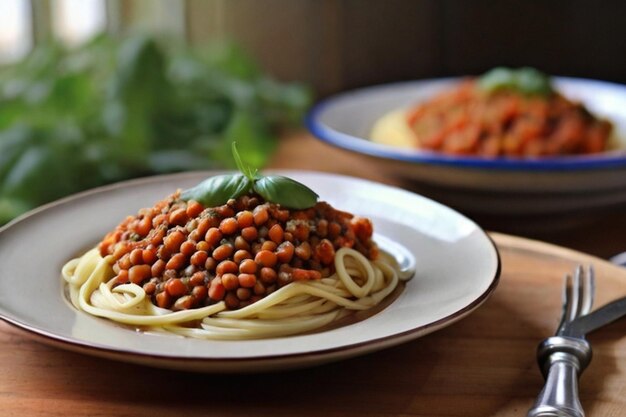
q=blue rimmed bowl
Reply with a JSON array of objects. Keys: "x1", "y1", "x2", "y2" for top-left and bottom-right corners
[{"x1": 306, "y1": 77, "x2": 626, "y2": 216}]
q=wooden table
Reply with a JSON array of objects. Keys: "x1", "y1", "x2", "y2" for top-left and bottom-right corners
[{"x1": 1, "y1": 133, "x2": 626, "y2": 416}]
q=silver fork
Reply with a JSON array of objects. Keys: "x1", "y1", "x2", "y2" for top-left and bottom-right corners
[{"x1": 527, "y1": 265, "x2": 595, "y2": 417}]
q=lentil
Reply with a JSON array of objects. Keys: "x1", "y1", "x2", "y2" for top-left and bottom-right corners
[{"x1": 99, "y1": 191, "x2": 377, "y2": 311}]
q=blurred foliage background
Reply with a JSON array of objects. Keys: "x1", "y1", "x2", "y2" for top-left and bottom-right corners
[
  {"x1": 2, "y1": 0, "x2": 625, "y2": 224},
  {"x1": 0, "y1": 1, "x2": 310, "y2": 224}
]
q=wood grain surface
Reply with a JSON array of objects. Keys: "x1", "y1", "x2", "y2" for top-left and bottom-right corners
[
  {"x1": 1, "y1": 232, "x2": 625, "y2": 417},
  {"x1": 1, "y1": 132, "x2": 626, "y2": 416}
]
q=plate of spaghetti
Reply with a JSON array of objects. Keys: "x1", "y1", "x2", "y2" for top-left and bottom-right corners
[
  {"x1": 0, "y1": 169, "x2": 499, "y2": 372},
  {"x1": 307, "y1": 68, "x2": 626, "y2": 217}
]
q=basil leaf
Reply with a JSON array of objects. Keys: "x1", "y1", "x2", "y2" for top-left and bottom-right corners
[
  {"x1": 181, "y1": 174, "x2": 252, "y2": 206},
  {"x1": 253, "y1": 175, "x2": 318, "y2": 209},
  {"x1": 478, "y1": 67, "x2": 553, "y2": 97},
  {"x1": 515, "y1": 67, "x2": 552, "y2": 96},
  {"x1": 477, "y1": 67, "x2": 516, "y2": 93}
]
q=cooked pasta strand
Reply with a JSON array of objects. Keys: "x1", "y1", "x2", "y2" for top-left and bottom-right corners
[{"x1": 63, "y1": 247, "x2": 412, "y2": 339}]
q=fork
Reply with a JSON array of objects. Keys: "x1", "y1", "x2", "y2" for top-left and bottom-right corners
[{"x1": 527, "y1": 265, "x2": 595, "y2": 417}]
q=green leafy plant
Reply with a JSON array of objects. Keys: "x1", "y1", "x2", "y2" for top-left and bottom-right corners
[
  {"x1": 181, "y1": 143, "x2": 318, "y2": 209},
  {"x1": 0, "y1": 34, "x2": 311, "y2": 224}
]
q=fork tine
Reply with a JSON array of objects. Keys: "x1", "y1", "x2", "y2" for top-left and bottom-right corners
[
  {"x1": 581, "y1": 265, "x2": 595, "y2": 315},
  {"x1": 556, "y1": 273, "x2": 573, "y2": 333},
  {"x1": 568, "y1": 266, "x2": 582, "y2": 322}
]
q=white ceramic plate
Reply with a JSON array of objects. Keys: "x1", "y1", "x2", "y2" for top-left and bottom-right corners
[
  {"x1": 0, "y1": 171, "x2": 500, "y2": 373},
  {"x1": 307, "y1": 77, "x2": 626, "y2": 216}
]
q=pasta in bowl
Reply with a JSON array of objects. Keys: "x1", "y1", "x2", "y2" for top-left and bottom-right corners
[
  {"x1": 371, "y1": 68, "x2": 614, "y2": 157},
  {"x1": 306, "y1": 71, "x2": 626, "y2": 217}
]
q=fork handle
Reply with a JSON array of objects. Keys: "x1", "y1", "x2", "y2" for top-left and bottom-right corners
[{"x1": 527, "y1": 337, "x2": 592, "y2": 417}]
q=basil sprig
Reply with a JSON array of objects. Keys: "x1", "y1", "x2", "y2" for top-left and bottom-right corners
[
  {"x1": 478, "y1": 67, "x2": 553, "y2": 97},
  {"x1": 180, "y1": 174, "x2": 252, "y2": 207},
  {"x1": 181, "y1": 143, "x2": 319, "y2": 209}
]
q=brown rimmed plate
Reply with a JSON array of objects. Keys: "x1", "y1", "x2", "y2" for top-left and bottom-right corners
[{"x1": 0, "y1": 171, "x2": 500, "y2": 373}]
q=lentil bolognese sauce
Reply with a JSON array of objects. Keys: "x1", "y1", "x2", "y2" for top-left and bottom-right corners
[
  {"x1": 404, "y1": 81, "x2": 612, "y2": 156},
  {"x1": 62, "y1": 164, "x2": 413, "y2": 339},
  {"x1": 372, "y1": 67, "x2": 613, "y2": 157}
]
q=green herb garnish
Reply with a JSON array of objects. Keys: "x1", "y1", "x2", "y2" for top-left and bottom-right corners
[
  {"x1": 478, "y1": 67, "x2": 553, "y2": 96},
  {"x1": 181, "y1": 143, "x2": 318, "y2": 209},
  {"x1": 180, "y1": 174, "x2": 252, "y2": 207}
]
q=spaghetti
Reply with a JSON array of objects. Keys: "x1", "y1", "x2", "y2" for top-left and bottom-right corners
[{"x1": 62, "y1": 189, "x2": 412, "y2": 340}]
